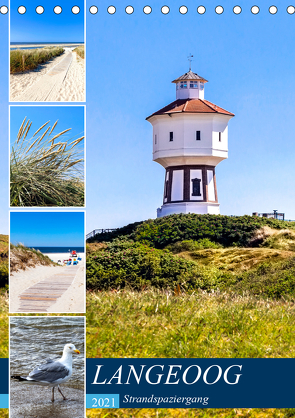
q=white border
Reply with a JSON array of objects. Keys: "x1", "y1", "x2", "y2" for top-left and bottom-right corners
[
  {"x1": 9, "y1": 210, "x2": 86, "y2": 314},
  {"x1": 9, "y1": 315, "x2": 86, "y2": 418},
  {"x1": 9, "y1": 104, "x2": 86, "y2": 209}
]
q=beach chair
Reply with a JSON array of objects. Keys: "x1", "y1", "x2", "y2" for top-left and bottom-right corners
[
  {"x1": 67, "y1": 260, "x2": 72, "y2": 265},
  {"x1": 73, "y1": 260, "x2": 78, "y2": 265},
  {"x1": 78, "y1": 257, "x2": 82, "y2": 261}
]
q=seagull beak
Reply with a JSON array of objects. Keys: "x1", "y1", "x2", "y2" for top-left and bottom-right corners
[{"x1": 74, "y1": 349, "x2": 80, "y2": 354}]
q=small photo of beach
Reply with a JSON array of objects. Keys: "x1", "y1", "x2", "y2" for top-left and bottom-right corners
[
  {"x1": 10, "y1": 106, "x2": 85, "y2": 207},
  {"x1": 10, "y1": 316, "x2": 85, "y2": 418},
  {"x1": 9, "y1": 0, "x2": 85, "y2": 102},
  {"x1": 10, "y1": 211, "x2": 85, "y2": 313}
]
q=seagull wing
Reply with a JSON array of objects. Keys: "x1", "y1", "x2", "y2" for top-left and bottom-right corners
[{"x1": 28, "y1": 359, "x2": 70, "y2": 383}]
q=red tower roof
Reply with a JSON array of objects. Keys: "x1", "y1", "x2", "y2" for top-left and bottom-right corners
[{"x1": 146, "y1": 98, "x2": 235, "y2": 120}]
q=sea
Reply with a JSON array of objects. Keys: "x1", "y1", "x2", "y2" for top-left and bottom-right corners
[
  {"x1": 28, "y1": 246, "x2": 84, "y2": 253},
  {"x1": 10, "y1": 316, "x2": 85, "y2": 387},
  {"x1": 10, "y1": 42, "x2": 83, "y2": 50}
]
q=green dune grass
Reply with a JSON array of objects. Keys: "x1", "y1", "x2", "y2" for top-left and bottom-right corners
[
  {"x1": 86, "y1": 408, "x2": 295, "y2": 418},
  {"x1": 86, "y1": 290, "x2": 295, "y2": 359},
  {"x1": 10, "y1": 47, "x2": 64, "y2": 74}
]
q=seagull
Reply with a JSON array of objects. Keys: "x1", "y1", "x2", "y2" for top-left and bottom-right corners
[{"x1": 11, "y1": 343, "x2": 80, "y2": 402}]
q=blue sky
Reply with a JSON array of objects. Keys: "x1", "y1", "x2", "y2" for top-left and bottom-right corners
[
  {"x1": 0, "y1": 5, "x2": 295, "y2": 234},
  {"x1": 10, "y1": 0, "x2": 84, "y2": 43},
  {"x1": 10, "y1": 212, "x2": 85, "y2": 246},
  {"x1": 85, "y1": 5, "x2": 295, "y2": 232},
  {"x1": 10, "y1": 106, "x2": 84, "y2": 150}
]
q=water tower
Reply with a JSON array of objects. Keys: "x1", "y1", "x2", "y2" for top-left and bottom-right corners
[{"x1": 146, "y1": 66, "x2": 234, "y2": 217}]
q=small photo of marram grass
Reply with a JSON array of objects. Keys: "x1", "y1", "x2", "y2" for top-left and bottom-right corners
[{"x1": 10, "y1": 106, "x2": 85, "y2": 207}]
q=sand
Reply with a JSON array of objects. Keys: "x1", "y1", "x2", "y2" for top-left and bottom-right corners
[
  {"x1": 9, "y1": 252, "x2": 85, "y2": 313},
  {"x1": 10, "y1": 48, "x2": 85, "y2": 102},
  {"x1": 56, "y1": 52, "x2": 85, "y2": 102}
]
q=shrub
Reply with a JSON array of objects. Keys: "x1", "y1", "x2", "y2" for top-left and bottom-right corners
[
  {"x1": 86, "y1": 241, "x2": 225, "y2": 291},
  {"x1": 88, "y1": 214, "x2": 295, "y2": 248},
  {"x1": 133, "y1": 214, "x2": 295, "y2": 248},
  {"x1": 0, "y1": 263, "x2": 8, "y2": 287},
  {"x1": 232, "y1": 257, "x2": 295, "y2": 299},
  {"x1": 167, "y1": 238, "x2": 222, "y2": 253}
]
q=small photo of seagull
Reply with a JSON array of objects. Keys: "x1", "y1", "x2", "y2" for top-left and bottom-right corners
[
  {"x1": 11, "y1": 343, "x2": 80, "y2": 402},
  {"x1": 10, "y1": 316, "x2": 85, "y2": 418}
]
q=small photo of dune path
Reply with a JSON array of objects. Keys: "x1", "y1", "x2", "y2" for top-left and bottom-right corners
[{"x1": 9, "y1": 1, "x2": 85, "y2": 102}]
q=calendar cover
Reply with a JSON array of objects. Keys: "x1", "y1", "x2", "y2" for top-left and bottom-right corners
[{"x1": 0, "y1": 0, "x2": 295, "y2": 417}]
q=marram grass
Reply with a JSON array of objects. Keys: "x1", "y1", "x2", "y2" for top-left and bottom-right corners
[
  {"x1": 10, "y1": 47, "x2": 64, "y2": 74},
  {"x1": 74, "y1": 45, "x2": 85, "y2": 59},
  {"x1": 10, "y1": 117, "x2": 84, "y2": 207}
]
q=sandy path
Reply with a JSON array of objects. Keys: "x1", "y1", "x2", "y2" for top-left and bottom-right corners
[
  {"x1": 10, "y1": 255, "x2": 85, "y2": 313},
  {"x1": 10, "y1": 49, "x2": 85, "y2": 102},
  {"x1": 10, "y1": 52, "x2": 67, "y2": 100},
  {"x1": 57, "y1": 52, "x2": 85, "y2": 102}
]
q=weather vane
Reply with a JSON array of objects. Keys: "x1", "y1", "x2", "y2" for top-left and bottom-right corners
[{"x1": 187, "y1": 53, "x2": 193, "y2": 71}]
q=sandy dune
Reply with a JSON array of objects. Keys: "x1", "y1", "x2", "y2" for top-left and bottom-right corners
[{"x1": 10, "y1": 48, "x2": 85, "y2": 102}]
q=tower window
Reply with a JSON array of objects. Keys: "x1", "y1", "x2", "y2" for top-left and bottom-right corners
[
  {"x1": 200, "y1": 82, "x2": 204, "y2": 90},
  {"x1": 219, "y1": 132, "x2": 222, "y2": 142},
  {"x1": 155, "y1": 134, "x2": 157, "y2": 144},
  {"x1": 196, "y1": 131, "x2": 201, "y2": 141},
  {"x1": 190, "y1": 81, "x2": 198, "y2": 89},
  {"x1": 164, "y1": 179, "x2": 169, "y2": 198},
  {"x1": 180, "y1": 81, "x2": 187, "y2": 89},
  {"x1": 191, "y1": 178, "x2": 201, "y2": 196},
  {"x1": 169, "y1": 132, "x2": 173, "y2": 141}
]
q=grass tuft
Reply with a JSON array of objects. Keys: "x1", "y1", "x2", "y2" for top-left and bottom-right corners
[
  {"x1": 10, "y1": 117, "x2": 84, "y2": 207},
  {"x1": 74, "y1": 46, "x2": 84, "y2": 59}
]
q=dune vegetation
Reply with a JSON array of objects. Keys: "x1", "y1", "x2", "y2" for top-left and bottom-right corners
[
  {"x1": 86, "y1": 214, "x2": 295, "y2": 356},
  {"x1": 0, "y1": 235, "x2": 8, "y2": 288},
  {"x1": 0, "y1": 235, "x2": 8, "y2": 360},
  {"x1": 10, "y1": 47, "x2": 64, "y2": 74},
  {"x1": 86, "y1": 214, "x2": 295, "y2": 417},
  {"x1": 86, "y1": 215, "x2": 295, "y2": 299},
  {"x1": 86, "y1": 289, "x2": 295, "y2": 358},
  {"x1": 10, "y1": 117, "x2": 84, "y2": 207},
  {"x1": 10, "y1": 244, "x2": 56, "y2": 273},
  {"x1": 74, "y1": 45, "x2": 84, "y2": 59},
  {"x1": 86, "y1": 408, "x2": 295, "y2": 418}
]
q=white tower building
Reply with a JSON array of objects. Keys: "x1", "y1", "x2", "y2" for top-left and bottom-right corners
[{"x1": 146, "y1": 69, "x2": 234, "y2": 218}]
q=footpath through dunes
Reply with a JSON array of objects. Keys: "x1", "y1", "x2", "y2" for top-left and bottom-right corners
[
  {"x1": 10, "y1": 49, "x2": 85, "y2": 102},
  {"x1": 13, "y1": 50, "x2": 73, "y2": 102}
]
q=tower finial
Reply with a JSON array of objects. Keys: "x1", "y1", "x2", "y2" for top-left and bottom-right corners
[{"x1": 187, "y1": 53, "x2": 193, "y2": 71}]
